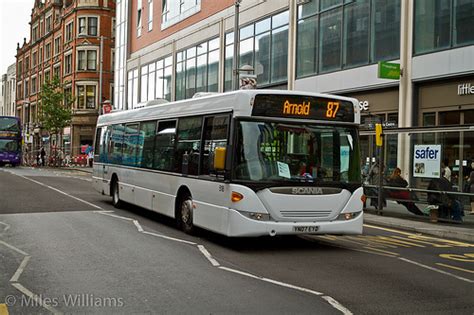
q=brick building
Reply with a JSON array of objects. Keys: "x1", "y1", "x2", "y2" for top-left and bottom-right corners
[{"x1": 16, "y1": 0, "x2": 115, "y2": 156}]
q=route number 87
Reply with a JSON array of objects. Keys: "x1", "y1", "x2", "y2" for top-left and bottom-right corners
[{"x1": 326, "y1": 102, "x2": 340, "y2": 118}]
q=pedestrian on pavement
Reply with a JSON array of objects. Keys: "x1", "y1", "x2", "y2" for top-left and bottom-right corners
[
  {"x1": 40, "y1": 147, "x2": 46, "y2": 167},
  {"x1": 387, "y1": 167, "x2": 424, "y2": 216},
  {"x1": 368, "y1": 162, "x2": 386, "y2": 209},
  {"x1": 467, "y1": 171, "x2": 474, "y2": 215},
  {"x1": 427, "y1": 169, "x2": 463, "y2": 222},
  {"x1": 442, "y1": 159, "x2": 452, "y2": 182}
]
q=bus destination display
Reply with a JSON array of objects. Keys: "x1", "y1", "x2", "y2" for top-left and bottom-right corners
[{"x1": 252, "y1": 95, "x2": 355, "y2": 122}]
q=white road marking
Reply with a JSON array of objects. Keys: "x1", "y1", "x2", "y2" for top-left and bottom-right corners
[
  {"x1": 133, "y1": 220, "x2": 144, "y2": 232},
  {"x1": 96, "y1": 211, "x2": 134, "y2": 221},
  {"x1": 219, "y1": 266, "x2": 324, "y2": 296},
  {"x1": 0, "y1": 240, "x2": 30, "y2": 256},
  {"x1": 12, "y1": 173, "x2": 103, "y2": 210},
  {"x1": 142, "y1": 231, "x2": 197, "y2": 245},
  {"x1": 10, "y1": 256, "x2": 31, "y2": 282},
  {"x1": 321, "y1": 296, "x2": 353, "y2": 315},
  {"x1": 11, "y1": 283, "x2": 61, "y2": 314},
  {"x1": 197, "y1": 245, "x2": 220, "y2": 267},
  {"x1": 399, "y1": 257, "x2": 474, "y2": 283},
  {"x1": 0, "y1": 221, "x2": 10, "y2": 233}
]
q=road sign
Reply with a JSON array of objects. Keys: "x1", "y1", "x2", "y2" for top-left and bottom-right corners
[{"x1": 378, "y1": 61, "x2": 400, "y2": 80}]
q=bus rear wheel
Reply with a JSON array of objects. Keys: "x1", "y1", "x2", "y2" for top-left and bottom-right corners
[
  {"x1": 112, "y1": 179, "x2": 123, "y2": 208},
  {"x1": 179, "y1": 196, "x2": 195, "y2": 234}
]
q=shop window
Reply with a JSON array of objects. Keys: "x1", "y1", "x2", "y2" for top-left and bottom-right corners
[
  {"x1": 439, "y1": 111, "x2": 460, "y2": 125},
  {"x1": 423, "y1": 112, "x2": 436, "y2": 126},
  {"x1": 464, "y1": 110, "x2": 474, "y2": 124}
]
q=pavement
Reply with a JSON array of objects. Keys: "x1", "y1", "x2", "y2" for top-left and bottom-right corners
[{"x1": 61, "y1": 166, "x2": 474, "y2": 242}]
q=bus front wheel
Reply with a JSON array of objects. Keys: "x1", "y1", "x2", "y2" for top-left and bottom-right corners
[
  {"x1": 112, "y1": 179, "x2": 123, "y2": 208},
  {"x1": 180, "y1": 196, "x2": 195, "y2": 234}
]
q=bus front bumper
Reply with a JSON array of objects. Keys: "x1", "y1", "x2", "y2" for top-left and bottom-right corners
[{"x1": 226, "y1": 209, "x2": 363, "y2": 237}]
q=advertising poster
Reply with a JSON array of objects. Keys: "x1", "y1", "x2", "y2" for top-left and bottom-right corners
[{"x1": 413, "y1": 145, "x2": 441, "y2": 178}]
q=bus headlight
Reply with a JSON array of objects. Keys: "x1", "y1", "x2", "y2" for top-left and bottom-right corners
[{"x1": 336, "y1": 212, "x2": 361, "y2": 221}]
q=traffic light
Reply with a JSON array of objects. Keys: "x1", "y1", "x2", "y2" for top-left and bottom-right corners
[{"x1": 375, "y1": 123, "x2": 383, "y2": 147}]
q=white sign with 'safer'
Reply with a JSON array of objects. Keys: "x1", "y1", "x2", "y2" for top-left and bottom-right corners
[{"x1": 413, "y1": 145, "x2": 442, "y2": 178}]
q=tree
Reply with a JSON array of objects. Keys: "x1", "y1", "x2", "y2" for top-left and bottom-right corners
[{"x1": 39, "y1": 76, "x2": 73, "y2": 166}]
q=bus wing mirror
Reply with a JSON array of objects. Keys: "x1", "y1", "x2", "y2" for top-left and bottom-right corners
[{"x1": 214, "y1": 147, "x2": 226, "y2": 171}]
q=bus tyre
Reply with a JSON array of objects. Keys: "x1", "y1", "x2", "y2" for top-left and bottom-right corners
[
  {"x1": 180, "y1": 196, "x2": 195, "y2": 234},
  {"x1": 112, "y1": 180, "x2": 123, "y2": 208}
]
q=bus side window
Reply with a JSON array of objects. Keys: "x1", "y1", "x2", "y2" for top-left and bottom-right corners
[
  {"x1": 201, "y1": 115, "x2": 229, "y2": 176},
  {"x1": 109, "y1": 124, "x2": 124, "y2": 164},
  {"x1": 175, "y1": 117, "x2": 202, "y2": 175},
  {"x1": 139, "y1": 121, "x2": 157, "y2": 169},
  {"x1": 154, "y1": 120, "x2": 176, "y2": 172}
]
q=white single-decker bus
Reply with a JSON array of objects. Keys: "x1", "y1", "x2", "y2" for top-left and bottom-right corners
[{"x1": 93, "y1": 90, "x2": 364, "y2": 237}]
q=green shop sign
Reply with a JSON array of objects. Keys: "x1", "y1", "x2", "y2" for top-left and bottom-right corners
[{"x1": 378, "y1": 61, "x2": 400, "y2": 80}]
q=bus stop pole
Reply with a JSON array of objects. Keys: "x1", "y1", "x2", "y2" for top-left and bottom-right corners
[{"x1": 375, "y1": 123, "x2": 384, "y2": 213}]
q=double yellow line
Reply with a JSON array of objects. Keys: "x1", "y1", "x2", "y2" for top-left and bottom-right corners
[{"x1": 0, "y1": 304, "x2": 9, "y2": 315}]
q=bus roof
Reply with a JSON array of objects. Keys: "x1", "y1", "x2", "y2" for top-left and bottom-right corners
[{"x1": 97, "y1": 90, "x2": 360, "y2": 127}]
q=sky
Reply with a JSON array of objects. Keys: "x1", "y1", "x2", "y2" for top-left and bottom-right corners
[{"x1": 0, "y1": 0, "x2": 34, "y2": 75}]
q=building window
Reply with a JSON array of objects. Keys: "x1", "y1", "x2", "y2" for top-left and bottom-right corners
[
  {"x1": 77, "y1": 84, "x2": 97, "y2": 109},
  {"x1": 127, "y1": 69, "x2": 139, "y2": 109},
  {"x1": 25, "y1": 80, "x2": 29, "y2": 97},
  {"x1": 176, "y1": 38, "x2": 219, "y2": 100},
  {"x1": 54, "y1": 64, "x2": 60, "y2": 79},
  {"x1": 343, "y1": 0, "x2": 370, "y2": 68},
  {"x1": 31, "y1": 77, "x2": 37, "y2": 95},
  {"x1": 25, "y1": 57, "x2": 29, "y2": 72},
  {"x1": 32, "y1": 52, "x2": 38, "y2": 67},
  {"x1": 32, "y1": 24, "x2": 39, "y2": 42},
  {"x1": 45, "y1": 70, "x2": 51, "y2": 83},
  {"x1": 64, "y1": 53, "x2": 72, "y2": 75},
  {"x1": 39, "y1": 47, "x2": 43, "y2": 64},
  {"x1": 46, "y1": 15, "x2": 52, "y2": 33},
  {"x1": 45, "y1": 43, "x2": 51, "y2": 60},
  {"x1": 77, "y1": 49, "x2": 97, "y2": 71},
  {"x1": 295, "y1": 0, "x2": 400, "y2": 78},
  {"x1": 137, "y1": 7, "x2": 143, "y2": 37},
  {"x1": 225, "y1": 11, "x2": 289, "y2": 90},
  {"x1": 161, "y1": 0, "x2": 201, "y2": 29},
  {"x1": 78, "y1": 17, "x2": 98, "y2": 36},
  {"x1": 139, "y1": 56, "x2": 172, "y2": 103},
  {"x1": 148, "y1": 0, "x2": 153, "y2": 31},
  {"x1": 66, "y1": 21, "x2": 74, "y2": 42},
  {"x1": 54, "y1": 37, "x2": 61, "y2": 56},
  {"x1": 112, "y1": 18, "x2": 116, "y2": 38},
  {"x1": 414, "y1": 0, "x2": 474, "y2": 55}
]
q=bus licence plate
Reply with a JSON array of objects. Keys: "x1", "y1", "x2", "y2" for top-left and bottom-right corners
[{"x1": 293, "y1": 226, "x2": 319, "y2": 233}]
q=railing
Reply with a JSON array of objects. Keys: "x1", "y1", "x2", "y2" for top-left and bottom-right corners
[{"x1": 363, "y1": 184, "x2": 473, "y2": 224}]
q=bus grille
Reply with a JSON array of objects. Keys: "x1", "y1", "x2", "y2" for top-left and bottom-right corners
[{"x1": 280, "y1": 210, "x2": 332, "y2": 218}]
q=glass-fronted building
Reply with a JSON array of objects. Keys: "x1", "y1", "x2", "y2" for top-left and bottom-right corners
[{"x1": 117, "y1": 0, "x2": 474, "y2": 190}]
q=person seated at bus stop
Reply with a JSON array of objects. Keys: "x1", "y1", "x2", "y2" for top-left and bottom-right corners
[
  {"x1": 387, "y1": 168, "x2": 424, "y2": 216},
  {"x1": 367, "y1": 162, "x2": 386, "y2": 209},
  {"x1": 427, "y1": 170, "x2": 463, "y2": 223}
]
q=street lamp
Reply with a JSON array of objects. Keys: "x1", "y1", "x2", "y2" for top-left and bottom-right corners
[{"x1": 232, "y1": 0, "x2": 242, "y2": 91}]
